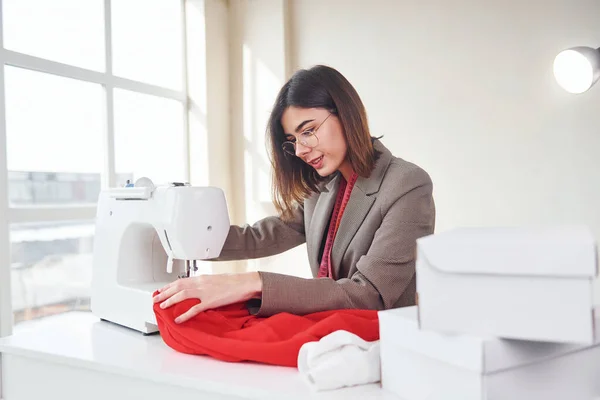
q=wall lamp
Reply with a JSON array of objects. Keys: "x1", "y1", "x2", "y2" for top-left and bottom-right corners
[{"x1": 553, "y1": 46, "x2": 600, "y2": 94}]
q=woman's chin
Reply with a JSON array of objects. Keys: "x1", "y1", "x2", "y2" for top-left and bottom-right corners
[
  {"x1": 315, "y1": 166, "x2": 336, "y2": 177},
  {"x1": 311, "y1": 158, "x2": 339, "y2": 177}
]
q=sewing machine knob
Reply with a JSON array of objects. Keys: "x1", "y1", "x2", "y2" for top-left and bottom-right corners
[{"x1": 207, "y1": 226, "x2": 212, "y2": 231}]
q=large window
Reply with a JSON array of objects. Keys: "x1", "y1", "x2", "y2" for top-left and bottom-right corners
[
  {"x1": 0, "y1": 0, "x2": 193, "y2": 334},
  {"x1": 5, "y1": 66, "x2": 105, "y2": 205}
]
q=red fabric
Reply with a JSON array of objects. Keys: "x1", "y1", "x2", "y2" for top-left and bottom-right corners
[
  {"x1": 153, "y1": 292, "x2": 379, "y2": 367},
  {"x1": 318, "y1": 173, "x2": 359, "y2": 278}
]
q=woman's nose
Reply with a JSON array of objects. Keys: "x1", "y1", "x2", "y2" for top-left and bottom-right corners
[{"x1": 295, "y1": 142, "x2": 311, "y2": 157}]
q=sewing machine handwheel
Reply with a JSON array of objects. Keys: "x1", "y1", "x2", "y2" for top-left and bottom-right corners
[{"x1": 134, "y1": 177, "x2": 155, "y2": 190}]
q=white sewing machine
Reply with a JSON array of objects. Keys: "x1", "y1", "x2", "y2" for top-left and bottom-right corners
[{"x1": 91, "y1": 177, "x2": 230, "y2": 334}]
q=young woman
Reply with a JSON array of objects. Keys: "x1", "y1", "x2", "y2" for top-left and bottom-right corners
[{"x1": 154, "y1": 65, "x2": 436, "y2": 324}]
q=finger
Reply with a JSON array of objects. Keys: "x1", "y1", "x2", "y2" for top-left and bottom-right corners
[
  {"x1": 160, "y1": 288, "x2": 199, "y2": 309},
  {"x1": 158, "y1": 284, "x2": 168, "y2": 293},
  {"x1": 158, "y1": 278, "x2": 183, "y2": 293},
  {"x1": 158, "y1": 281, "x2": 174, "y2": 293},
  {"x1": 175, "y1": 303, "x2": 207, "y2": 324},
  {"x1": 153, "y1": 284, "x2": 175, "y2": 303},
  {"x1": 153, "y1": 280, "x2": 186, "y2": 303}
]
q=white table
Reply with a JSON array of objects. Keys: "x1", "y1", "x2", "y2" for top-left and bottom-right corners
[{"x1": 0, "y1": 312, "x2": 397, "y2": 400}]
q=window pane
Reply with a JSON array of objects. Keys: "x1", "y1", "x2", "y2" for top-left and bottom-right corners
[
  {"x1": 114, "y1": 89, "x2": 186, "y2": 186},
  {"x1": 5, "y1": 66, "x2": 105, "y2": 206},
  {"x1": 11, "y1": 220, "x2": 94, "y2": 325},
  {"x1": 112, "y1": 0, "x2": 183, "y2": 90},
  {"x1": 2, "y1": 0, "x2": 105, "y2": 71}
]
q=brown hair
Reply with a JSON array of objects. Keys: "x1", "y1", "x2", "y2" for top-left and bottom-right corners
[{"x1": 267, "y1": 65, "x2": 377, "y2": 221}]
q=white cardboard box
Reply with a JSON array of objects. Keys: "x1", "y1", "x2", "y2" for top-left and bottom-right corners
[
  {"x1": 416, "y1": 225, "x2": 598, "y2": 344},
  {"x1": 379, "y1": 306, "x2": 600, "y2": 400}
]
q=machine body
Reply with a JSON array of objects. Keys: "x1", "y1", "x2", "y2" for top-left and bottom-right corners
[{"x1": 91, "y1": 179, "x2": 230, "y2": 334}]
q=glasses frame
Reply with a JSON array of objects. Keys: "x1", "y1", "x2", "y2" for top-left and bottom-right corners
[{"x1": 281, "y1": 112, "x2": 333, "y2": 156}]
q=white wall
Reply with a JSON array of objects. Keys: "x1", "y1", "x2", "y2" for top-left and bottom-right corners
[
  {"x1": 186, "y1": 0, "x2": 243, "y2": 273},
  {"x1": 227, "y1": 0, "x2": 311, "y2": 277},
  {"x1": 228, "y1": 0, "x2": 600, "y2": 294}
]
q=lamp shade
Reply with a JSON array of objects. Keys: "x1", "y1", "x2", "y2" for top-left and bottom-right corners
[{"x1": 553, "y1": 46, "x2": 600, "y2": 94}]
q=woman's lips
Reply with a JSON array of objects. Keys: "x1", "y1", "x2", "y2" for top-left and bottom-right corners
[{"x1": 308, "y1": 155, "x2": 324, "y2": 169}]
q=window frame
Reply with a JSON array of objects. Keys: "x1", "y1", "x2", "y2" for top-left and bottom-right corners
[{"x1": 0, "y1": 0, "x2": 194, "y2": 337}]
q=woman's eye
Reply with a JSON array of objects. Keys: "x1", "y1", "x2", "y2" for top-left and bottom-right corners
[{"x1": 301, "y1": 129, "x2": 314, "y2": 137}]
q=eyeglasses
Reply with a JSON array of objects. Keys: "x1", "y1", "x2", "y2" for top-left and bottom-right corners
[{"x1": 281, "y1": 113, "x2": 333, "y2": 156}]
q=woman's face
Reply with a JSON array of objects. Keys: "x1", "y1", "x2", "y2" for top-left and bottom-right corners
[{"x1": 281, "y1": 106, "x2": 352, "y2": 178}]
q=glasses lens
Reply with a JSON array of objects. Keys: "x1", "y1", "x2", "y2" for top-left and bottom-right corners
[
  {"x1": 282, "y1": 142, "x2": 296, "y2": 155},
  {"x1": 305, "y1": 133, "x2": 319, "y2": 148}
]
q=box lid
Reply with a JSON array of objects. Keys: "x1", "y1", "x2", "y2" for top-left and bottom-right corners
[
  {"x1": 379, "y1": 306, "x2": 600, "y2": 374},
  {"x1": 416, "y1": 225, "x2": 597, "y2": 278}
]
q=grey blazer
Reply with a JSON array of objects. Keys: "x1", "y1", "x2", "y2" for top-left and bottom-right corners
[{"x1": 215, "y1": 139, "x2": 435, "y2": 317}]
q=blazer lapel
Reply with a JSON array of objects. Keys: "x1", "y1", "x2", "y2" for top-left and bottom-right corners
[
  {"x1": 307, "y1": 174, "x2": 340, "y2": 273},
  {"x1": 331, "y1": 139, "x2": 394, "y2": 275},
  {"x1": 330, "y1": 188, "x2": 375, "y2": 274}
]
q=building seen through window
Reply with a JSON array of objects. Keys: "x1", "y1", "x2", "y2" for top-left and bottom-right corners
[{"x1": 10, "y1": 171, "x2": 132, "y2": 324}]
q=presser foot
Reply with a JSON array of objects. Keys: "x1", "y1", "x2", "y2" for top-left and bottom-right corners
[{"x1": 179, "y1": 260, "x2": 198, "y2": 279}]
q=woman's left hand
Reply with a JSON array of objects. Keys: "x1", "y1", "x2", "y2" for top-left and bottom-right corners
[{"x1": 152, "y1": 272, "x2": 262, "y2": 324}]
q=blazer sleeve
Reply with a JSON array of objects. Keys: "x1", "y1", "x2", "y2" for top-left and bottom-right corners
[
  {"x1": 250, "y1": 167, "x2": 435, "y2": 317},
  {"x1": 212, "y1": 203, "x2": 306, "y2": 261}
]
